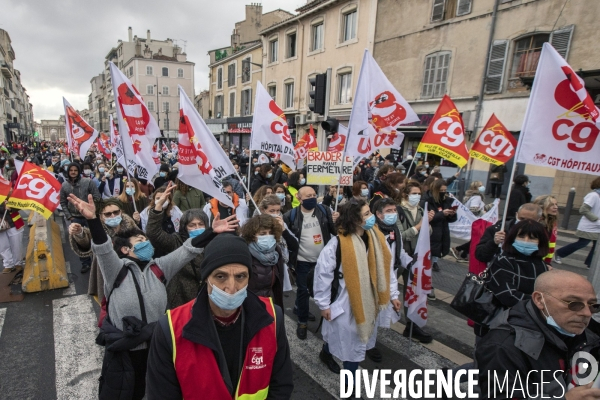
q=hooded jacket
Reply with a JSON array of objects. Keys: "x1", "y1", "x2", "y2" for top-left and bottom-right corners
[
  {"x1": 476, "y1": 300, "x2": 600, "y2": 399},
  {"x1": 420, "y1": 191, "x2": 457, "y2": 258},
  {"x1": 59, "y1": 162, "x2": 101, "y2": 219}
]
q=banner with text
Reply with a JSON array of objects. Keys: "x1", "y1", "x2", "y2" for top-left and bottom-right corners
[
  {"x1": 306, "y1": 151, "x2": 353, "y2": 186},
  {"x1": 469, "y1": 114, "x2": 517, "y2": 166},
  {"x1": 7, "y1": 161, "x2": 61, "y2": 219}
]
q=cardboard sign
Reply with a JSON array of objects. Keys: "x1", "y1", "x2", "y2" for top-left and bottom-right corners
[{"x1": 306, "y1": 151, "x2": 353, "y2": 186}]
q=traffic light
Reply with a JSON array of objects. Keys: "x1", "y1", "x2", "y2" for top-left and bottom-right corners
[
  {"x1": 321, "y1": 117, "x2": 339, "y2": 134},
  {"x1": 308, "y1": 73, "x2": 327, "y2": 115}
]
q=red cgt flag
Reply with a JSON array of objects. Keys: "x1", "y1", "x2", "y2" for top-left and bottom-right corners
[
  {"x1": 6, "y1": 161, "x2": 62, "y2": 219},
  {"x1": 0, "y1": 176, "x2": 10, "y2": 203},
  {"x1": 469, "y1": 114, "x2": 517, "y2": 166},
  {"x1": 417, "y1": 95, "x2": 470, "y2": 168}
]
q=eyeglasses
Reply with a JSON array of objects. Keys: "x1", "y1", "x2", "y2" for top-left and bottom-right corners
[
  {"x1": 544, "y1": 293, "x2": 600, "y2": 313},
  {"x1": 102, "y1": 210, "x2": 121, "y2": 218}
]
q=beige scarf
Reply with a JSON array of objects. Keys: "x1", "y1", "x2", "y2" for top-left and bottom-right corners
[{"x1": 338, "y1": 226, "x2": 391, "y2": 343}]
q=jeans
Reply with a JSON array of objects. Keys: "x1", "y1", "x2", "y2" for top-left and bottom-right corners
[
  {"x1": 295, "y1": 260, "x2": 316, "y2": 324},
  {"x1": 556, "y1": 238, "x2": 597, "y2": 266},
  {"x1": 490, "y1": 183, "x2": 503, "y2": 198},
  {"x1": 69, "y1": 217, "x2": 92, "y2": 268}
]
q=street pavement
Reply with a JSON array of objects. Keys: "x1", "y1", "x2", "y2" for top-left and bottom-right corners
[{"x1": 0, "y1": 211, "x2": 594, "y2": 399}]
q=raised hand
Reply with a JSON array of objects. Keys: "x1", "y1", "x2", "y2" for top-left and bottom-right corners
[
  {"x1": 68, "y1": 222, "x2": 83, "y2": 236},
  {"x1": 133, "y1": 211, "x2": 140, "y2": 223},
  {"x1": 67, "y1": 194, "x2": 97, "y2": 220},
  {"x1": 154, "y1": 182, "x2": 176, "y2": 211},
  {"x1": 212, "y1": 214, "x2": 239, "y2": 233}
]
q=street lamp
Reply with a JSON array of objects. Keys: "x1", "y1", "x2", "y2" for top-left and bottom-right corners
[{"x1": 154, "y1": 76, "x2": 161, "y2": 128}]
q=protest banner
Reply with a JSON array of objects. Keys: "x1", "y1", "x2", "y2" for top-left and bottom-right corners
[{"x1": 306, "y1": 151, "x2": 353, "y2": 186}]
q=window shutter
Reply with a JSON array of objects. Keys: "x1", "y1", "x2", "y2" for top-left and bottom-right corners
[
  {"x1": 456, "y1": 0, "x2": 472, "y2": 16},
  {"x1": 431, "y1": 0, "x2": 445, "y2": 22},
  {"x1": 550, "y1": 25, "x2": 574, "y2": 60},
  {"x1": 485, "y1": 40, "x2": 509, "y2": 94}
]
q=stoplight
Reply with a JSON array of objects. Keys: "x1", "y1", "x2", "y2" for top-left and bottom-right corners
[
  {"x1": 308, "y1": 73, "x2": 327, "y2": 115},
  {"x1": 321, "y1": 117, "x2": 339, "y2": 134}
]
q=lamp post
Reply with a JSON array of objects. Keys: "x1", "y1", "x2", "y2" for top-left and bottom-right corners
[{"x1": 154, "y1": 76, "x2": 161, "y2": 128}]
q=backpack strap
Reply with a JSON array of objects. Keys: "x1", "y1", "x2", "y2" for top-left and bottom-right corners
[
  {"x1": 289, "y1": 207, "x2": 298, "y2": 225},
  {"x1": 150, "y1": 264, "x2": 167, "y2": 285},
  {"x1": 330, "y1": 242, "x2": 343, "y2": 303}
]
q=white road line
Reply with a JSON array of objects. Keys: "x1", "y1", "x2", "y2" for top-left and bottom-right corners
[
  {"x1": 62, "y1": 261, "x2": 76, "y2": 296},
  {"x1": 0, "y1": 308, "x2": 6, "y2": 340},
  {"x1": 53, "y1": 295, "x2": 103, "y2": 400}
]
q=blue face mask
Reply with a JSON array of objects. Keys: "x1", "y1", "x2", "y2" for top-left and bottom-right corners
[
  {"x1": 302, "y1": 197, "x2": 317, "y2": 210},
  {"x1": 209, "y1": 281, "x2": 248, "y2": 310},
  {"x1": 300, "y1": 178, "x2": 306, "y2": 185},
  {"x1": 276, "y1": 193, "x2": 285, "y2": 201},
  {"x1": 512, "y1": 240, "x2": 538, "y2": 256},
  {"x1": 383, "y1": 213, "x2": 398, "y2": 226},
  {"x1": 104, "y1": 215, "x2": 122, "y2": 227},
  {"x1": 159, "y1": 172, "x2": 167, "y2": 177},
  {"x1": 98, "y1": 167, "x2": 105, "y2": 173},
  {"x1": 132, "y1": 240, "x2": 154, "y2": 261},
  {"x1": 478, "y1": 186, "x2": 486, "y2": 193},
  {"x1": 188, "y1": 228, "x2": 205, "y2": 238},
  {"x1": 362, "y1": 214, "x2": 376, "y2": 230},
  {"x1": 361, "y1": 189, "x2": 369, "y2": 197},
  {"x1": 541, "y1": 295, "x2": 576, "y2": 337},
  {"x1": 256, "y1": 234, "x2": 277, "y2": 250},
  {"x1": 337, "y1": 194, "x2": 343, "y2": 201},
  {"x1": 125, "y1": 188, "x2": 135, "y2": 196},
  {"x1": 267, "y1": 172, "x2": 273, "y2": 178}
]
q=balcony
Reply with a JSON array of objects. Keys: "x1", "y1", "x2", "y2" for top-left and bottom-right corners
[{"x1": 1, "y1": 63, "x2": 12, "y2": 79}]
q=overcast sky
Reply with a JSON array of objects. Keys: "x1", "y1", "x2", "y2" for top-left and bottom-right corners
[{"x1": 2, "y1": 0, "x2": 305, "y2": 122}]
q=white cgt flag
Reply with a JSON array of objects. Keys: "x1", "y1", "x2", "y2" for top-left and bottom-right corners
[
  {"x1": 405, "y1": 203, "x2": 432, "y2": 328},
  {"x1": 63, "y1": 97, "x2": 98, "y2": 159},
  {"x1": 177, "y1": 86, "x2": 236, "y2": 207},
  {"x1": 109, "y1": 62, "x2": 160, "y2": 180},
  {"x1": 346, "y1": 49, "x2": 418, "y2": 159},
  {"x1": 250, "y1": 82, "x2": 295, "y2": 169},
  {"x1": 517, "y1": 43, "x2": 600, "y2": 175}
]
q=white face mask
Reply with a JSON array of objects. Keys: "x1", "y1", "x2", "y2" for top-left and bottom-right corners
[
  {"x1": 162, "y1": 200, "x2": 169, "y2": 208},
  {"x1": 408, "y1": 194, "x2": 421, "y2": 206}
]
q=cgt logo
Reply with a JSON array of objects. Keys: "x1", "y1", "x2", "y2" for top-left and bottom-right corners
[
  {"x1": 17, "y1": 171, "x2": 60, "y2": 205},
  {"x1": 250, "y1": 347, "x2": 265, "y2": 368},
  {"x1": 269, "y1": 101, "x2": 292, "y2": 144},
  {"x1": 432, "y1": 109, "x2": 465, "y2": 148},
  {"x1": 477, "y1": 124, "x2": 515, "y2": 158},
  {"x1": 369, "y1": 91, "x2": 407, "y2": 134},
  {"x1": 552, "y1": 66, "x2": 600, "y2": 152}
]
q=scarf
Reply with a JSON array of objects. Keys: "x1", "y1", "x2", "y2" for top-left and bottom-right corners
[
  {"x1": 376, "y1": 219, "x2": 403, "y2": 271},
  {"x1": 337, "y1": 226, "x2": 391, "y2": 343},
  {"x1": 248, "y1": 242, "x2": 280, "y2": 266},
  {"x1": 401, "y1": 200, "x2": 418, "y2": 221}
]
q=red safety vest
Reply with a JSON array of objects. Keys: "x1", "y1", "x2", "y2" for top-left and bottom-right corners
[{"x1": 167, "y1": 297, "x2": 277, "y2": 400}]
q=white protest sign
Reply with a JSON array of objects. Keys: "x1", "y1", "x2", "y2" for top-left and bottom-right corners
[{"x1": 306, "y1": 151, "x2": 353, "y2": 186}]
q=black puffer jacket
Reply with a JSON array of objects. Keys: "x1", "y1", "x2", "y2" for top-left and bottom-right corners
[
  {"x1": 476, "y1": 300, "x2": 600, "y2": 399},
  {"x1": 248, "y1": 246, "x2": 285, "y2": 309},
  {"x1": 474, "y1": 219, "x2": 517, "y2": 263},
  {"x1": 420, "y1": 191, "x2": 457, "y2": 257},
  {"x1": 506, "y1": 184, "x2": 532, "y2": 218}
]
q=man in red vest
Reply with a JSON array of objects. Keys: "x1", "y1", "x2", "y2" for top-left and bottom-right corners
[{"x1": 146, "y1": 234, "x2": 293, "y2": 399}]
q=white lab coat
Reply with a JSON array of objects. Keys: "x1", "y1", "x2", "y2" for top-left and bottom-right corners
[
  {"x1": 140, "y1": 205, "x2": 183, "y2": 233},
  {"x1": 202, "y1": 199, "x2": 248, "y2": 227},
  {"x1": 313, "y1": 236, "x2": 400, "y2": 362}
]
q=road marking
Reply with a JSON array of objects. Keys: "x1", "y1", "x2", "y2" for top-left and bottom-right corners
[
  {"x1": 53, "y1": 295, "x2": 103, "y2": 400},
  {"x1": 57, "y1": 218, "x2": 66, "y2": 244},
  {"x1": 63, "y1": 261, "x2": 76, "y2": 296},
  {"x1": 0, "y1": 308, "x2": 6, "y2": 339}
]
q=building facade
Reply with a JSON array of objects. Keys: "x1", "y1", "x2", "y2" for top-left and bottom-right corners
[
  {"x1": 194, "y1": 90, "x2": 210, "y2": 120},
  {"x1": 0, "y1": 29, "x2": 35, "y2": 144},
  {"x1": 374, "y1": 0, "x2": 600, "y2": 206},
  {"x1": 39, "y1": 117, "x2": 66, "y2": 142},
  {"x1": 206, "y1": 4, "x2": 293, "y2": 148},
  {"x1": 259, "y1": 0, "x2": 379, "y2": 148}
]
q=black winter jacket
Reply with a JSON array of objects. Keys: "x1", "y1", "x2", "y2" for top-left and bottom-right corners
[
  {"x1": 248, "y1": 246, "x2": 285, "y2": 309},
  {"x1": 476, "y1": 300, "x2": 600, "y2": 399},
  {"x1": 474, "y1": 219, "x2": 517, "y2": 263},
  {"x1": 59, "y1": 163, "x2": 101, "y2": 219},
  {"x1": 283, "y1": 205, "x2": 335, "y2": 267},
  {"x1": 420, "y1": 192, "x2": 457, "y2": 257},
  {"x1": 506, "y1": 184, "x2": 532, "y2": 218},
  {"x1": 146, "y1": 288, "x2": 294, "y2": 399}
]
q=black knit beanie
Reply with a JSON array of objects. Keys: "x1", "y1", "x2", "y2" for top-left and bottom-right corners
[{"x1": 199, "y1": 234, "x2": 252, "y2": 280}]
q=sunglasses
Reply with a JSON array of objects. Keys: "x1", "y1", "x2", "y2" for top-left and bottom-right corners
[
  {"x1": 544, "y1": 293, "x2": 600, "y2": 313},
  {"x1": 102, "y1": 210, "x2": 121, "y2": 218}
]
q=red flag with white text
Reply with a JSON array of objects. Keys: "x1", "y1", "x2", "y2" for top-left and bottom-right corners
[
  {"x1": 6, "y1": 161, "x2": 62, "y2": 219},
  {"x1": 470, "y1": 114, "x2": 517, "y2": 166},
  {"x1": 63, "y1": 97, "x2": 98, "y2": 159},
  {"x1": 405, "y1": 203, "x2": 432, "y2": 328},
  {"x1": 417, "y1": 95, "x2": 470, "y2": 168},
  {"x1": 177, "y1": 86, "x2": 236, "y2": 207},
  {"x1": 97, "y1": 131, "x2": 112, "y2": 159}
]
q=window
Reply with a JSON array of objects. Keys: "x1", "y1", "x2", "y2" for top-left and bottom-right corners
[
  {"x1": 147, "y1": 85, "x2": 154, "y2": 95},
  {"x1": 342, "y1": 11, "x2": 357, "y2": 42},
  {"x1": 217, "y1": 68, "x2": 223, "y2": 89},
  {"x1": 162, "y1": 67, "x2": 169, "y2": 77},
  {"x1": 510, "y1": 34, "x2": 550, "y2": 78},
  {"x1": 422, "y1": 52, "x2": 451, "y2": 98},
  {"x1": 285, "y1": 82, "x2": 294, "y2": 109},
  {"x1": 229, "y1": 93, "x2": 235, "y2": 117},
  {"x1": 287, "y1": 32, "x2": 297, "y2": 58},
  {"x1": 228, "y1": 63, "x2": 236, "y2": 87},
  {"x1": 147, "y1": 101, "x2": 155, "y2": 112},
  {"x1": 311, "y1": 23, "x2": 324, "y2": 51},
  {"x1": 268, "y1": 85, "x2": 277, "y2": 101},
  {"x1": 241, "y1": 89, "x2": 252, "y2": 116},
  {"x1": 146, "y1": 66, "x2": 153, "y2": 75},
  {"x1": 485, "y1": 40, "x2": 509, "y2": 94},
  {"x1": 242, "y1": 58, "x2": 251, "y2": 83},
  {"x1": 129, "y1": 66, "x2": 134, "y2": 77},
  {"x1": 550, "y1": 25, "x2": 575, "y2": 60},
  {"x1": 178, "y1": 68, "x2": 184, "y2": 78},
  {"x1": 162, "y1": 86, "x2": 169, "y2": 96},
  {"x1": 162, "y1": 102, "x2": 170, "y2": 112},
  {"x1": 269, "y1": 39, "x2": 279, "y2": 63},
  {"x1": 431, "y1": 0, "x2": 471, "y2": 22},
  {"x1": 338, "y1": 72, "x2": 352, "y2": 104},
  {"x1": 214, "y1": 95, "x2": 223, "y2": 118}
]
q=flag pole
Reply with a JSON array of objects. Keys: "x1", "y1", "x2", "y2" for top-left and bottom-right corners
[
  {"x1": 0, "y1": 208, "x2": 8, "y2": 228},
  {"x1": 119, "y1": 136, "x2": 137, "y2": 213},
  {"x1": 234, "y1": 170, "x2": 260, "y2": 214}
]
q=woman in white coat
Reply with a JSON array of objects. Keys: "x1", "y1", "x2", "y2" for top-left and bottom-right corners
[{"x1": 314, "y1": 198, "x2": 401, "y2": 383}]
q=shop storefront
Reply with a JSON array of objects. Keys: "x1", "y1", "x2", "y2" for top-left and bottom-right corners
[{"x1": 227, "y1": 116, "x2": 252, "y2": 150}]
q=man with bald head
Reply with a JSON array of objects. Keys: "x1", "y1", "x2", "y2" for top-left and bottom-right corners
[
  {"x1": 283, "y1": 185, "x2": 339, "y2": 341},
  {"x1": 475, "y1": 203, "x2": 543, "y2": 263},
  {"x1": 476, "y1": 270, "x2": 600, "y2": 399}
]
